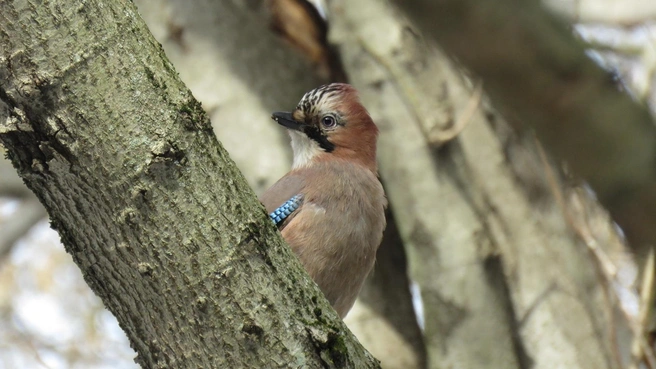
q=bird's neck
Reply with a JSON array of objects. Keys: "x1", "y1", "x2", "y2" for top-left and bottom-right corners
[
  {"x1": 288, "y1": 131, "x2": 378, "y2": 173},
  {"x1": 289, "y1": 131, "x2": 324, "y2": 169}
]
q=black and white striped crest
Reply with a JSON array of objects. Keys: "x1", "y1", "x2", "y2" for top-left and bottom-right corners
[{"x1": 296, "y1": 83, "x2": 345, "y2": 117}]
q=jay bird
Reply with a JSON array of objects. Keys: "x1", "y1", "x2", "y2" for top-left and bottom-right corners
[{"x1": 260, "y1": 83, "x2": 387, "y2": 318}]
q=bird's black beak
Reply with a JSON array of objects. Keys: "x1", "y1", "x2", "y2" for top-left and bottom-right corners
[{"x1": 272, "y1": 111, "x2": 304, "y2": 132}]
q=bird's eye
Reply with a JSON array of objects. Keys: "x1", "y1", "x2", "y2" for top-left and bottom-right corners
[{"x1": 321, "y1": 115, "x2": 337, "y2": 128}]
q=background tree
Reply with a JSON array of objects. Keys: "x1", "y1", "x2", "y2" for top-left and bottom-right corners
[{"x1": 1, "y1": 0, "x2": 655, "y2": 368}]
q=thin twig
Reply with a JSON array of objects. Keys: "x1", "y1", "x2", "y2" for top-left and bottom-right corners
[
  {"x1": 536, "y1": 141, "x2": 626, "y2": 369},
  {"x1": 356, "y1": 36, "x2": 428, "y2": 139},
  {"x1": 630, "y1": 249, "x2": 656, "y2": 369},
  {"x1": 427, "y1": 81, "x2": 482, "y2": 145},
  {"x1": 537, "y1": 139, "x2": 656, "y2": 369}
]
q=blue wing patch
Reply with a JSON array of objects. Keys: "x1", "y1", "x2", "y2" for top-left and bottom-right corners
[{"x1": 270, "y1": 194, "x2": 303, "y2": 225}]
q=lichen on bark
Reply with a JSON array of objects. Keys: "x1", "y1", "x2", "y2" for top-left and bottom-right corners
[{"x1": 0, "y1": 0, "x2": 379, "y2": 368}]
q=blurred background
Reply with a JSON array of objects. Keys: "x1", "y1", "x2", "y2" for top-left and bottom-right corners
[{"x1": 1, "y1": 0, "x2": 656, "y2": 368}]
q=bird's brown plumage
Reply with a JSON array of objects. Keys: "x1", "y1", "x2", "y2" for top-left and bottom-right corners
[{"x1": 260, "y1": 83, "x2": 386, "y2": 317}]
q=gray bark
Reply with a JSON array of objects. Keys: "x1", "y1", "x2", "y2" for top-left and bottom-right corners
[
  {"x1": 391, "y1": 0, "x2": 656, "y2": 263},
  {"x1": 0, "y1": 0, "x2": 378, "y2": 368},
  {"x1": 329, "y1": 1, "x2": 627, "y2": 368}
]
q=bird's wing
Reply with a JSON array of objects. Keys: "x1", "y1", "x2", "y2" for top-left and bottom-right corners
[
  {"x1": 269, "y1": 195, "x2": 304, "y2": 227},
  {"x1": 260, "y1": 173, "x2": 306, "y2": 230}
]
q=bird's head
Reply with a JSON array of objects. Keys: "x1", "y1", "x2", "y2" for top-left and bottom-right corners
[{"x1": 272, "y1": 83, "x2": 379, "y2": 171}]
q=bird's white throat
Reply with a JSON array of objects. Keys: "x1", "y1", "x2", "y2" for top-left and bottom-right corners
[{"x1": 289, "y1": 130, "x2": 323, "y2": 169}]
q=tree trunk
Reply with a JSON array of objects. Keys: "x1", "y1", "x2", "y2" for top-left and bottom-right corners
[
  {"x1": 0, "y1": 1, "x2": 378, "y2": 368},
  {"x1": 391, "y1": 0, "x2": 656, "y2": 264},
  {"x1": 328, "y1": 1, "x2": 628, "y2": 368}
]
